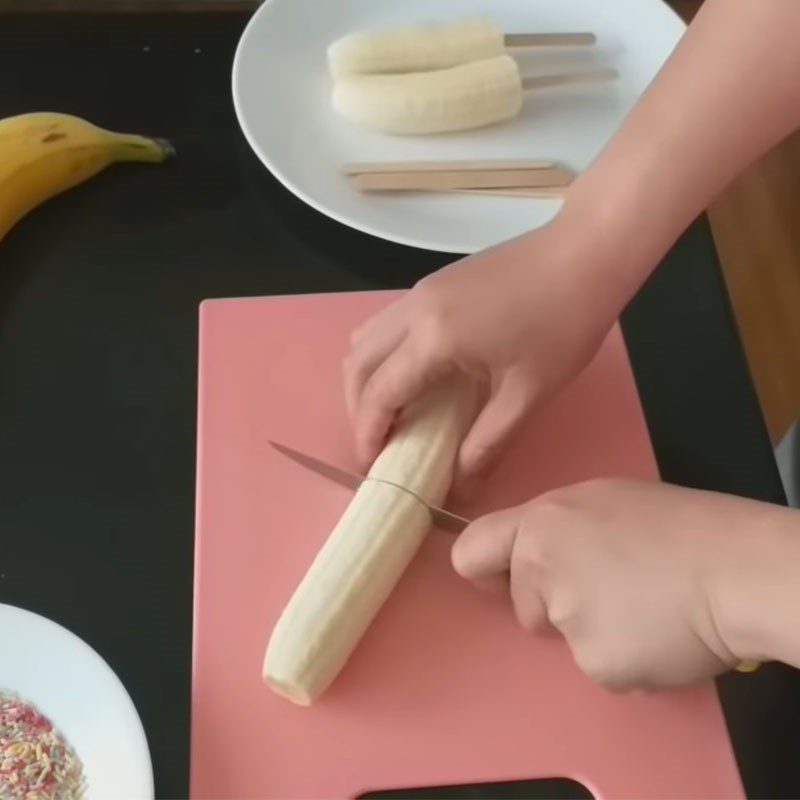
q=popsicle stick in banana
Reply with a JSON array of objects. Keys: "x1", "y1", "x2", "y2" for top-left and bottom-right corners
[
  {"x1": 331, "y1": 55, "x2": 618, "y2": 135},
  {"x1": 328, "y1": 16, "x2": 596, "y2": 77}
]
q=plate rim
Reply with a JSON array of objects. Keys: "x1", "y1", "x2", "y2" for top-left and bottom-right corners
[
  {"x1": 231, "y1": 0, "x2": 688, "y2": 255},
  {"x1": 0, "y1": 602, "x2": 155, "y2": 800},
  {"x1": 231, "y1": 11, "x2": 467, "y2": 255}
]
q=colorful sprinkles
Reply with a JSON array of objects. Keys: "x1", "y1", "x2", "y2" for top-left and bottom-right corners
[{"x1": 0, "y1": 694, "x2": 84, "y2": 800}]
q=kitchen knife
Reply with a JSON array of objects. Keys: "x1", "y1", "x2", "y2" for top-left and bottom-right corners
[{"x1": 269, "y1": 440, "x2": 470, "y2": 534}]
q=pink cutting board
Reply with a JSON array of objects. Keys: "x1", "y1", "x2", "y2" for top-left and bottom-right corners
[{"x1": 191, "y1": 290, "x2": 744, "y2": 800}]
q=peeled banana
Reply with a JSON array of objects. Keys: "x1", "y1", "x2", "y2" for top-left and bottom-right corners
[
  {"x1": 332, "y1": 54, "x2": 524, "y2": 135},
  {"x1": 328, "y1": 16, "x2": 597, "y2": 78},
  {"x1": 263, "y1": 377, "x2": 477, "y2": 705},
  {"x1": 0, "y1": 112, "x2": 173, "y2": 243},
  {"x1": 328, "y1": 17, "x2": 505, "y2": 78}
]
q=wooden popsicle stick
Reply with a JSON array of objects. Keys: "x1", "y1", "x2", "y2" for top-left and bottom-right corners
[
  {"x1": 453, "y1": 186, "x2": 567, "y2": 198},
  {"x1": 352, "y1": 167, "x2": 575, "y2": 192},
  {"x1": 351, "y1": 185, "x2": 567, "y2": 199},
  {"x1": 504, "y1": 32, "x2": 596, "y2": 47},
  {"x1": 522, "y1": 68, "x2": 619, "y2": 92},
  {"x1": 342, "y1": 158, "x2": 557, "y2": 176}
]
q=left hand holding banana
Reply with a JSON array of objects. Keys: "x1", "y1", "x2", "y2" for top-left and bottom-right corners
[{"x1": 0, "y1": 112, "x2": 174, "y2": 245}]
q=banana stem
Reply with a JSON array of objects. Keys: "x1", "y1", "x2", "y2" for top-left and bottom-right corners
[{"x1": 110, "y1": 134, "x2": 175, "y2": 164}]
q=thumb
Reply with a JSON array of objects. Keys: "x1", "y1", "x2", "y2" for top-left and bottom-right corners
[
  {"x1": 356, "y1": 337, "x2": 448, "y2": 468},
  {"x1": 453, "y1": 506, "x2": 553, "y2": 636},
  {"x1": 457, "y1": 370, "x2": 533, "y2": 479},
  {"x1": 451, "y1": 507, "x2": 520, "y2": 584}
]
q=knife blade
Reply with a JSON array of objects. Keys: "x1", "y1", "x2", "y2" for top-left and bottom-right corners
[{"x1": 269, "y1": 440, "x2": 470, "y2": 534}]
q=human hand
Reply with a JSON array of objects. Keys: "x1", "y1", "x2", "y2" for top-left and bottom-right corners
[
  {"x1": 451, "y1": 478, "x2": 792, "y2": 691},
  {"x1": 344, "y1": 215, "x2": 630, "y2": 480}
]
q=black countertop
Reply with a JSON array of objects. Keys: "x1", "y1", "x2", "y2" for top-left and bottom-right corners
[{"x1": 0, "y1": 11, "x2": 798, "y2": 800}]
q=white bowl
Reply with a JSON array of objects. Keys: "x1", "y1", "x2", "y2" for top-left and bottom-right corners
[{"x1": 0, "y1": 604, "x2": 153, "y2": 799}]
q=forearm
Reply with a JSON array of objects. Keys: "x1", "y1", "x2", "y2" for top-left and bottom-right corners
[{"x1": 558, "y1": 0, "x2": 800, "y2": 302}]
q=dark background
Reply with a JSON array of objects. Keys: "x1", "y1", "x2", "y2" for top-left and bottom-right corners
[{"x1": 0, "y1": 11, "x2": 798, "y2": 799}]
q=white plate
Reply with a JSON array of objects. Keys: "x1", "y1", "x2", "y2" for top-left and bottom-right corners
[
  {"x1": 0, "y1": 604, "x2": 153, "y2": 799},
  {"x1": 232, "y1": 0, "x2": 686, "y2": 254}
]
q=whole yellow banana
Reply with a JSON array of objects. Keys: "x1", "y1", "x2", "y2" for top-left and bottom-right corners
[{"x1": 0, "y1": 112, "x2": 174, "y2": 241}]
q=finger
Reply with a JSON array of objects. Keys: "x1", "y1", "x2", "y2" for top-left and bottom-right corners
[
  {"x1": 450, "y1": 508, "x2": 519, "y2": 583},
  {"x1": 457, "y1": 370, "x2": 534, "y2": 479},
  {"x1": 509, "y1": 562, "x2": 549, "y2": 633},
  {"x1": 345, "y1": 300, "x2": 409, "y2": 420},
  {"x1": 343, "y1": 322, "x2": 406, "y2": 422},
  {"x1": 349, "y1": 296, "x2": 408, "y2": 351},
  {"x1": 449, "y1": 381, "x2": 492, "y2": 502},
  {"x1": 355, "y1": 337, "x2": 448, "y2": 468}
]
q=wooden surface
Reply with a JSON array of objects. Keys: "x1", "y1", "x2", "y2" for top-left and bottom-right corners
[
  {"x1": 708, "y1": 134, "x2": 800, "y2": 442},
  {"x1": 4, "y1": 0, "x2": 799, "y2": 442}
]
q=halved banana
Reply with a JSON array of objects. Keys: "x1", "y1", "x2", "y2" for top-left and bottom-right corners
[
  {"x1": 332, "y1": 54, "x2": 523, "y2": 135},
  {"x1": 327, "y1": 17, "x2": 504, "y2": 78}
]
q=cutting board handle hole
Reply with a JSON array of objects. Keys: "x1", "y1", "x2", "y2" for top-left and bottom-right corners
[{"x1": 357, "y1": 776, "x2": 594, "y2": 799}]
